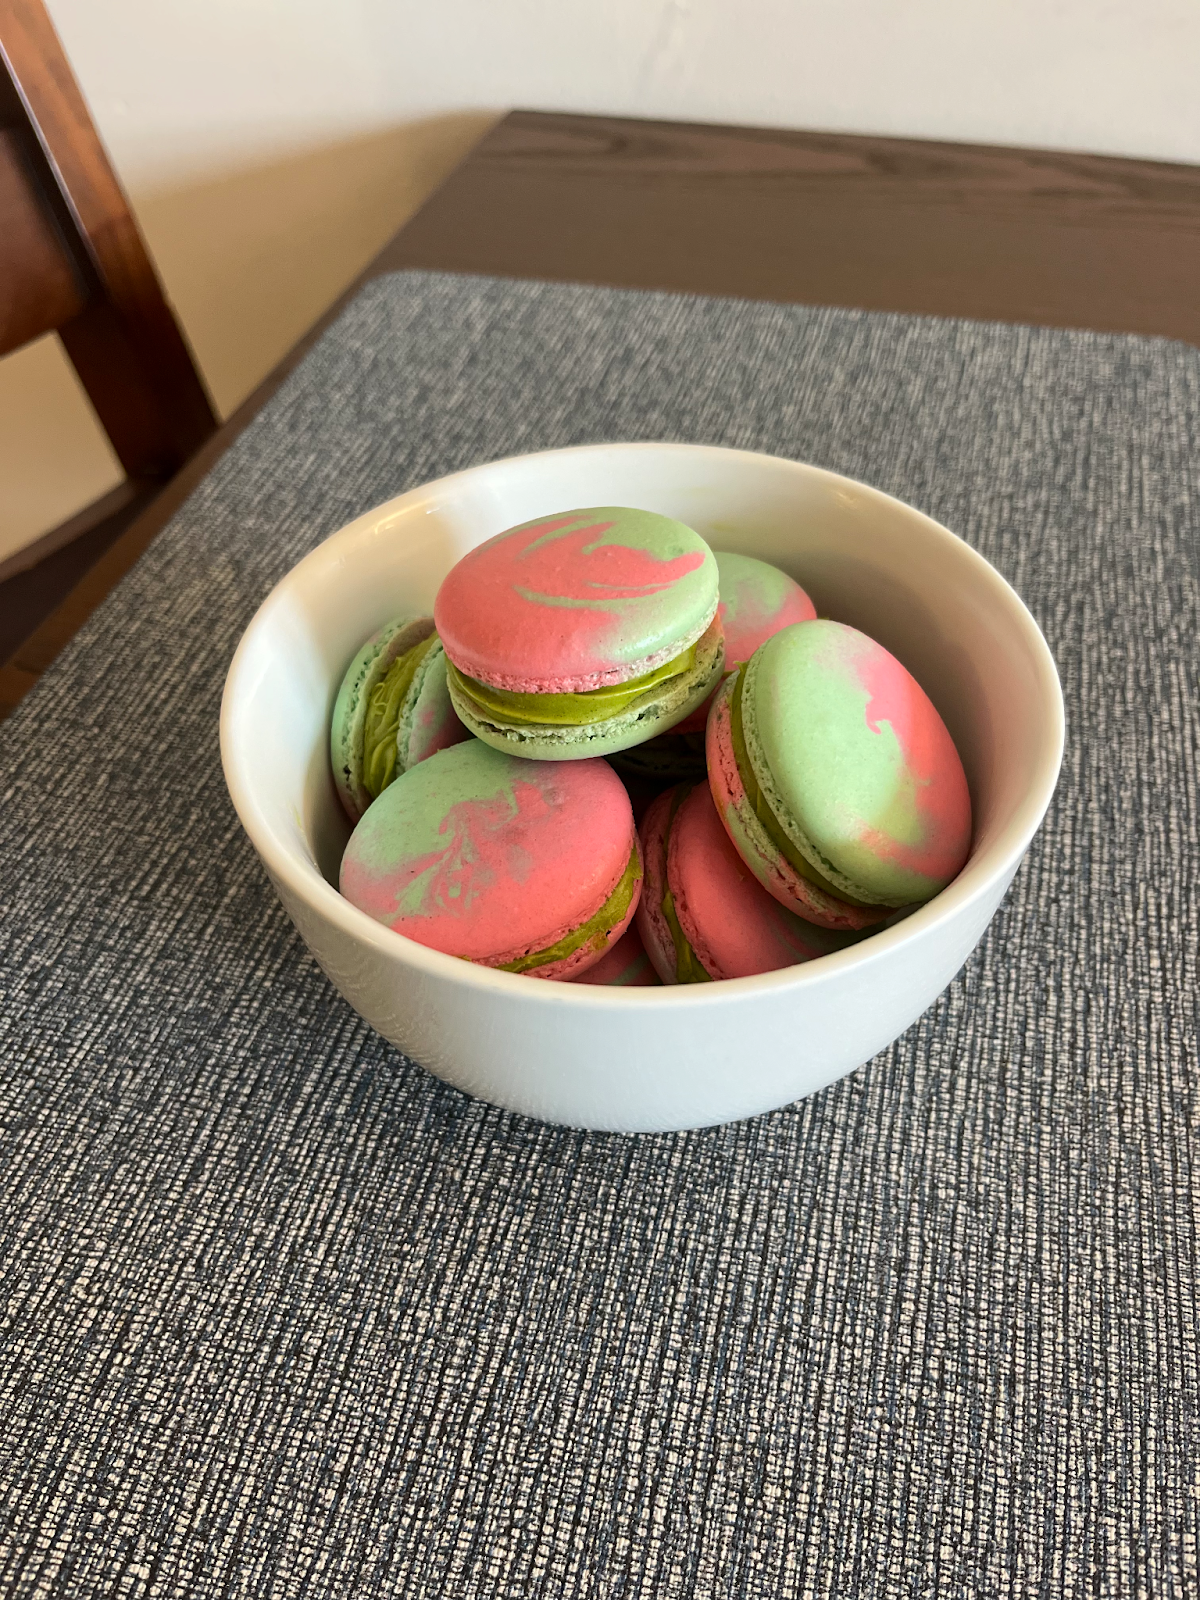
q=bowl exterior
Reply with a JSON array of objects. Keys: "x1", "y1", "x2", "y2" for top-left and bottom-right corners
[{"x1": 270, "y1": 864, "x2": 1016, "y2": 1131}]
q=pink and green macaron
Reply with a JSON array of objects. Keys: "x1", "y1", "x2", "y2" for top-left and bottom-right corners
[
  {"x1": 331, "y1": 616, "x2": 469, "y2": 822},
  {"x1": 637, "y1": 782, "x2": 857, "y2": 983},
  {"x1": 339, "y1": 739, "x2": 643, "y2": 979},
  {"x1": 612, "y1": 549, "x2": 817, "y2": 782},
  {"x1": 707, "y1": 620, "x2": 972, "y2": 931},
  {"x1": 570, "y1": 923, "x2": 661, "y2": 986},
  {"x1": 434, "y1": 507, "x2": 725, "y2": 760}
]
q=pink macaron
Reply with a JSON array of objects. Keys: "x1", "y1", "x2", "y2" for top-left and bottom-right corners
[
  {"x1": 433, "y1": 506, "x2": 724, "y2": 761},
  {"x1": 636, "y1": 782, "x2": 858, "y2": 983},
  {"x1": 674, "y1": 550, "x2": 817, "y2": 731},
  {"x1": 570, "y1": 923, "x2": 661, "y2": 986},
  {"x1": 340, "y1": 740, "x2": 642, "y2": 979}
]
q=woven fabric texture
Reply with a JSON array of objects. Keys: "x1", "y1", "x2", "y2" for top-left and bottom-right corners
[{"x1": 1, "y1": 272, "x2": 1197, "y2": 1597}]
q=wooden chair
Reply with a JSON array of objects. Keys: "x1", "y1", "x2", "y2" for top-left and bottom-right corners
[{"x1": 0, "y1": 0, "x2": 217, "y2": 682}]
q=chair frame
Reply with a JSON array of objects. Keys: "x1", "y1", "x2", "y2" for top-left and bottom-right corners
[{"x1": 0, "y1": 0, "x2": 217, "y2": 577}]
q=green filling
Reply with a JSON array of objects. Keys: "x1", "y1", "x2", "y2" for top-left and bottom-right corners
[
  {"x1": 449, "y1": 642, "x2": 697, "y2": 729},
  {"x1": 661, "y1": 888, "x2": 712, "y2": 984},
  {"x1": 362, "y1": 634, "x2": 436, "y2": 798},
  {"x1": 660, "y1": 785, "x2": 712, "y2": 984},
  {"x1": 499, "y1": 842, "x2": 642, "y2": 974},
  {"x1": 730, "y1": 665, "x2": 870, "y2": 906}
]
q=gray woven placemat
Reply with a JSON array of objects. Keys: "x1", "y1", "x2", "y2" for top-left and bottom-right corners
[{"x1": 1, "y1": 271, "x2": 1197, "y2": 1598}]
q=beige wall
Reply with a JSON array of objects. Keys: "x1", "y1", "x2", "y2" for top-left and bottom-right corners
[{"x1": 4, "y1": 0, "x2": 1198, "y2": 567}]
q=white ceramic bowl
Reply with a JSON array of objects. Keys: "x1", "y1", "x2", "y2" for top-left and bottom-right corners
[{"x1": 221, "y1": 443, "x2": 1063, "y2": 1132}]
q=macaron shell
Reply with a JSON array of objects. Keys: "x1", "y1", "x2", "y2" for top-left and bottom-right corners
[
  {"x1": 633, "y1": 787, "x2": 681, "y2": 983},
  {"x1": 650, "y1": 550, "x2": 816, "y2": 736},
  {"x1": 449, "y1": 613, "x2": 725, "y2": 761},
  {"x1": 340, "y1": 742, "x2": 638, "y2": 970},
  {"x1": 399, "y1": 640, "x2": 470, "y2": 769},
  {"x1": 747, "y1": 621, "x2": 972, "y2": 904},
  {"x1": 518, "y1": 849, "x2": 642, "y2": 981},
  {"x1": 706, "y1": 673, "x2": 889, "y2": 932},
  {"x1": 330, "y1": 615, "x2": 436, "y2": 821},
  {"x1": 434, "y1": 506, "x2": 719, "y2": 692},
  {"x1": 668, "y1": 783, "x2": 855, "y2": 980},
  {"x1": 571, "y1": 923, "x2": 661, "y2": 986},
  {"x1": 712, "y1": 550, "x2": 817, "y2": 668}
]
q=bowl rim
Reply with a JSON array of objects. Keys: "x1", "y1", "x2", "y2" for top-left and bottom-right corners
[{"x1": 220, "y1": 440, "x2": 1065, "y2": 1008}]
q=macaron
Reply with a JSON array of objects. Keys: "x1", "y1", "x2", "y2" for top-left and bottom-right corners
[
  {"x1": 570, "y1": 923, "x2": 661, "y2": 986},
  {"x1": 707, "y1": 620, "x2": 972, "y2": 930},
  {"x1": 331, "y1": 617, "x2": 469, "y2": 822},
  {"x1": 610, "y1": 549, "x2": 817, "y2": 783},
  {"x1": 339, "y1": 740, "x2": 643, "y2": 980},
  {"x1": 434, "y1": 507, "x2": 724, "y2": 760},
  {"x1": 714, "y1": 549, "x2": 819, "y2": 675},
  {"x1": 637, "y1": 783, "x2": 857, "y2": 983}
]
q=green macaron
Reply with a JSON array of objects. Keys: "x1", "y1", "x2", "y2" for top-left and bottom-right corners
[
  {"x1": 330, "y1": 616, "x2": 468, "y2": 821},
  {"x1": 707, "y1": 620, "x2": 973, "y2": 929}
]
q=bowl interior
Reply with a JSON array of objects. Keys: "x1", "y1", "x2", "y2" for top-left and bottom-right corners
[{"x1": 223, "y1": 443, "x2": 1063, "y2": 984}]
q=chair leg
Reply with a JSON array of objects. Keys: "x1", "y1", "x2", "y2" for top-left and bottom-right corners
[{"x1": 0, "y1": 478, "x2": 160, "y2": 716}]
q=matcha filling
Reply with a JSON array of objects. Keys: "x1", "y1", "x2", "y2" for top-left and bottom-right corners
[
  {"x1": 361, "y1": 634, "x2": 437, "y2": 798},
  {"x1": 660, "y1": 786, "x2": 712, "y2": 984},
  {"x1": 499, "y1": 842, "x2": 642, "y2": 974},
  {"x1": 729, "y1": 665, "x2": 871, "y2": 906},
  {"x1": 448, "y1": 642, "x2": 698, "y2": 729}
]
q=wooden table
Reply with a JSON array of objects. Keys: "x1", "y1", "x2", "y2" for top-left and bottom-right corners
[{"x1": 5, "y1": 109, "x2": 1200, "y2": 715}]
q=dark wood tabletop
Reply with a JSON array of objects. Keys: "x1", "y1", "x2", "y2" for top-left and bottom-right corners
[{"x1": 5, "y1": 109, "x2": 1200, "y2": 715}]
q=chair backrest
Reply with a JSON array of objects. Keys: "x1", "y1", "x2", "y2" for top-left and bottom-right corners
[{"x1": 0, "y1": 0, "x2": 216, "y2": 480}]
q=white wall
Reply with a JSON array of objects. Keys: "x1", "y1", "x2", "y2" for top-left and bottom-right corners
[{"x1": 4, "y1": 0, "x2": 1198, "y2": 567}]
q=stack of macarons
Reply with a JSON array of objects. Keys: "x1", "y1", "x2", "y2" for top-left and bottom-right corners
[{"x1": 331, "y1": 504, "x2": 973, "y2": 985}]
